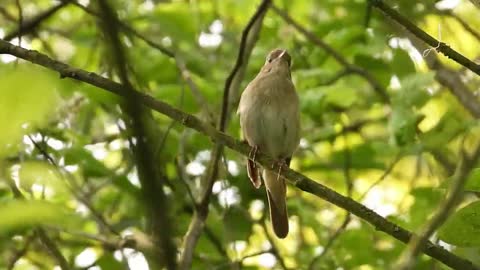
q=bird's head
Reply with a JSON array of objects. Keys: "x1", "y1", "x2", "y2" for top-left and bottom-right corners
[{"x1": 262, "y1": 49, "x2": 292, "y2": 78}]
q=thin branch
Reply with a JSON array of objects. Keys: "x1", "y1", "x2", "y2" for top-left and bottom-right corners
[
  {"x1": 14, "y1": 0, "x2": 23, "y2": 47},
  {"x1": 441, "y1": 11, "x2": 480, "y2": 42},
  {"x1": 359, "y1": 153, "x2": 403, "y2": 201},
  {"x1": 395, "y1": 143, "x2": 480, "y2": 270},
  {"x1": 404, "y1": 30, "x2": 480, "y2": 118},
  {"x1": 261, "y1": 221, "x2": 288, "y2": 270},
  {"x1": 4, "y1": 0, "x2": 71, "y2": 41},
  {"x1": 317, "y1": 69, "x2": 354, "y2": 86},
  {"x1": 368, "y1": 0, "x2": 480, "y2": 76},
  {"x1": 1, "y1": 39, "x2": 479, "y2": 270},
  {"x1": 271, "y1": 4, "x2": 390, "y2": 103},
  {"x1": 8, "y1": 234, "x2": 34, "y2": 270}
]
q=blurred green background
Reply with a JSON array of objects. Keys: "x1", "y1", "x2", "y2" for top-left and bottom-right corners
[{"x1": 1, "y1": 0, "x2": 480, "y2": 269}]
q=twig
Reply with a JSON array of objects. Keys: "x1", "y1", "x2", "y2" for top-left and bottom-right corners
[
  {"x1": 8, "y1": 234, "x2": 34, "y2": 270},
  {"x1": 1, "y1": 39, "x2": 479, "y2": 270},
  {"x1": 395, "y1": 143, "x2": 480, "y2": 270},
  {"x1": 261, "y1": 221, "x2": 288, "y2": 270},
  {"x1": 441, "y1": 11, "x2": 480, "y2": 42},
  {"x1": 368, "y1": 0, "x2": 480, "y2": 76},
  {"x1": 14, "y1": 0, "x2": 23, "y2": 47},
  {"x1": 404, "y1": 30, "x2": 480, "y2": 118},
  {"x1": 359, "y1": 153, "x2": 403, "y2": 201},
  {"x1": 271, "y1": 4, "x2": 390, "y2": 103},
  {"x1": 4, "y1": 0, "x2": 71, "y2": 41}
]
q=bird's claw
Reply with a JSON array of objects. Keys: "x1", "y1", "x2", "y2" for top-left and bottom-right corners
[{"x1": 248, "y1": 145, "x2": 259, "y2": 163}]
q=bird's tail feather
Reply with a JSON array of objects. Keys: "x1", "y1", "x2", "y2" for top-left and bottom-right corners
[{"x1": 264, "y1": 169, "x2": 288, "y2": 238}]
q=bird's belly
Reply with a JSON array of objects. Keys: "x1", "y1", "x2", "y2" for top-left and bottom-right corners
[{"x1": 258, "y1": 102, "x2": 295, "y2": 159}]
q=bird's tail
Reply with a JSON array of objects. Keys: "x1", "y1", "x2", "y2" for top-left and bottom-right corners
[{"x1": 263, "y1": 169, "x2": 289, "y2": 238}]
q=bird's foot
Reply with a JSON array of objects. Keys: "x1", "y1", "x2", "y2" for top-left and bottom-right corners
[
  {"x1": 272, "y1": 160, "x2": 288, "y2": 182},
  {"x1": 248, "y1": 145, "x2": 259, "y2": 163}
]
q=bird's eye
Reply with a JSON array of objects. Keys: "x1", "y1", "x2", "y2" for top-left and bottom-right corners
[{"x1": 267, "y1": 58, "x2": 272, "y2": 63}]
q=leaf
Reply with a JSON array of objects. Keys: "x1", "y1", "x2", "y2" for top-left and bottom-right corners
[
  {"x1": 391, "y1": 49, "x2": 416, "y2": 79},
  {"x1": 438, "y1": 201, "x2": 480, "y2": 247},
  {"x1": 420, "y1": 111, "x2": 466, "y2": 149},
  {"x1": 394, "y1": 72, "x2": 434, "y2": 108},
  {"x1": 388, "y1": 104, "x2": 419, "y2": 146},
  {"x1": 223, "y1": 206, "x2": 252, "y2": 240},
  {"x1": 0, "y1": 66, "x2": 58, "y2": 157},
  {"x1": 64, "y1": 147, "x2": 111, "y2": 177},
  {"x1": 0, "y1": 200, "x2": 79, "y2": 233},
  {"x1": 96, "y1": 254, "x2": 123, "y2": 269},
  {"x1": 18, "y1": 161, "x2": 65, "y2": 194},
  {"x1": 465, "y1": 168, "x2": 480, "y2": 193}
]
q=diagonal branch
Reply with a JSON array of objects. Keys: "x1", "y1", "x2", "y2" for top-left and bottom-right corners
[
  {"x1": 368, "y1": 0, "x2": 480, "y2": 76},
  {"x1": 1, "y1": 39, "x2": 479, "y2": 270},
  {"x1": 403, "y1": 30, "x2": 480, "y2": 118},
  {"x1": 4, "y1": 0, "x2": 71, "y2": 41}
]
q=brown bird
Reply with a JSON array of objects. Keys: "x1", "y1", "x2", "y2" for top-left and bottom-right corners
[{"x1": 237, "y1": 49, "x2": 300, "y2": 238}]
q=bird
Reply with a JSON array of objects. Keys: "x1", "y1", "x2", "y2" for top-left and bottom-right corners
[{"x1": 237, "y1": 49, "x2": 300, "y2": 238}]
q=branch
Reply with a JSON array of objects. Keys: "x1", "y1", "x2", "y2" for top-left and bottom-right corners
[
  {"x1": 271, "y1": 4, "x2": 390, "y2": 103},
  {"x1": 1, "y1": 39, "x2": 479, "y2": 270},
  {"x1": 404, "y1": 30, "x2": 480, "y2": 118},
  {"x1": 4, "y1": 0, "x2": 71, "y2": 41},
  {"x1": 368, "y1": 0, "x2": 480, "y2": 76},
  {"x1": 441, "y1": 11, "x2": 480, "y2": 42}
]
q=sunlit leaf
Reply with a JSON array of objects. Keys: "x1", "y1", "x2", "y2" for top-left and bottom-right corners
[
  {"x1": 439, "y1": 201, "x2": 480, "y2": 247},
  {"x1": 0, "y1": 200, "x2": 79, "y2": 233},
  {"x1": 0, "y1": 66, "x2": 58, "y2": 157}
]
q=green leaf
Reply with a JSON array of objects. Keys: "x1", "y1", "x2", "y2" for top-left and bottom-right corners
[
  {"x1": 223, "y1": 206, "x2": 252, "y2": 240},
  {"x1": 438, "y1": 201, "x2": 480, "y2": 247},
  {"x1": 96, "y1": 254, "x2": 124, "y2": 269},
  {"x1": 391, "y1": 49, "x2": 416, "y2": 79},
  {"x1": 0, "y1": 66, "x2": 58, "y2": 157},
  {"x1": 0, "y1": 200, "x2": 79, "y2": 233},
  {"x1": 388, "y1": 104, "x2": 418, "y2": 146},
  {"x1": 394, "y1": 72, "x2": 434, "y2": 108},
  {"x1": 420, "y1": 111, "x2": 466, "y2": 149},
  {"x1": 465, "y1": 168, "x2": 480, "y2": 192},
  {"x1": 64, "y1": 147, "x2": 111, "y2": 177}
]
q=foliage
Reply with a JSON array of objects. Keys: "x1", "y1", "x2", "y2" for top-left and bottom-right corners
[{"x1": 0, "y1": 0, "x2": 479, "y2": 269}]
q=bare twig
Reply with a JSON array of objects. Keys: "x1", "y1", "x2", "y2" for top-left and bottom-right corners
[
  {"x1": 4, "y1": 0, "x2": 71, "y2": 41},
  {"x1": 404, "y1": 31, "x2": 480, "y2": 118},
  {"x1": 441, "y1": 11, "x2": 480, "y2": 42},
  {"x1": 368, "y1": 0, "x2": 480, "y2": 76},
  {"x1": 261, "y1": 221, "x2": 288, "y2": 270},
  {"x1": 1, "y1": 39, "x2": 479, "y2": 270}
]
